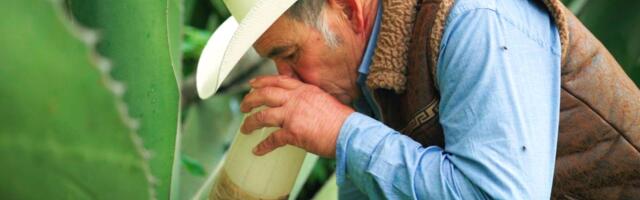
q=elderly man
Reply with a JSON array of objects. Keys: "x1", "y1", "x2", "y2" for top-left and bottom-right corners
[
  {"x1": 198, "y1": 0, "x2": 640, "y2": 199},
  {"x1": 242, "y1": 0, "x2": 561, "y2": 198}
]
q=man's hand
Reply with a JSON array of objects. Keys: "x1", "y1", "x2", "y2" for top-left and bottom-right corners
[{"x1": 240, "y1": 75, "x2": 354, "y2": 158}]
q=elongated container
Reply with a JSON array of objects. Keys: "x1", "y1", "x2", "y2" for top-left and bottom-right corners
[{"x1": 210, "y1": 106, "x2": 307, "y2": 199}]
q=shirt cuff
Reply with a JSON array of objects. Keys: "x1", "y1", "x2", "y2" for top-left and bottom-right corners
[{"x1": 335, "y1": 112, "x2": 394, "y2": 186}]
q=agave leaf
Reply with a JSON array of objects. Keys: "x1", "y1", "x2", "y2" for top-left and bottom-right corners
[
  {"x1": 0, "y1": 0, "x2": 153, "y2": 199},
  {"x1": 66, "y1": 0, "x2": 182, "y2": 198}
]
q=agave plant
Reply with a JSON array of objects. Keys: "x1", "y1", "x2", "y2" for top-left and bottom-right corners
[
  {"x1": 0, "y1": 0, "x2": 181, "y2": 198},
  {"x1": 0, "y1": 0, "x2": 637, "y2": 199}
]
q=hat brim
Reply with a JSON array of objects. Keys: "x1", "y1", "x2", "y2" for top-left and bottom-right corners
[{"x1": 196, "y1": 0, "x2": 298, "y2": 99}]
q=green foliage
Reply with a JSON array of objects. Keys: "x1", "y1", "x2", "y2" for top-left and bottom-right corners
[
  {"x1": 290, "y1": 154, "x2": 320, "y2": 200},
  {"x1": 576, "y1": 0, "x2": 640, "y2": 86},
  {"x1": 183, "y1": 27, "x2": 213, "y2": 62},
  {"x1": 183, "y1": 26, "x2": 213, "y2": 77},
  {"x1": 295, "y1": 158, "x2": 337, "y2": 199},
  {"x1": 181, "y1": 154, "x2": 207, "y2": 177},
  {"x1": 175, "y1": 94, "x2": 243, "y2": 199},
  {"x1": 312, "y1": 174, "x2": 338, "y2": 200},
  {"x1": 65, "y1": 0, "x2": 182, "y2": 198},
  {"x1": 210, "y1": 0, "x2": 231, "y2": 18},
  {"x1": 0, "y1": 0, "x2": 153, "y2": 199},
  {"x1": 1, "y1": 0, "x2": 637, "y2": 199}
]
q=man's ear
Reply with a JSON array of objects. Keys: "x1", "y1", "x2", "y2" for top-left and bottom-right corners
[{"x1": 327, "y1": 0, "x2": 365, "y2": 33}]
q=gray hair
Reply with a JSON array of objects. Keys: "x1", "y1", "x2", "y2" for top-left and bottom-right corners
[{"x1": 286, "y1": 0, "x2": 339, "y2": 47}]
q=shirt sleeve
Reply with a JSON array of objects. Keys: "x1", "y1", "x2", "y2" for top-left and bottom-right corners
[
  {"x1": 336, "y1": 112, "x2": 489, "y2": 200},
  {"x1": 336, "y1": 5, "x2": 560, "y2": 200}
]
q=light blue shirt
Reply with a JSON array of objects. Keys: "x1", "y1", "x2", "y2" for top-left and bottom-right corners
[{"x1": 337, "y1": 0, "x2": 561, "y2": 199}]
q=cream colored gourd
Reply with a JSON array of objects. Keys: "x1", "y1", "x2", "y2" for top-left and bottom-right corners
[
  {"x1": 210, "y1": 106, "x2": 306, "y2": 199},
  {"x1": 197, "y1": 0, "x2": 306, "y2": 198}
]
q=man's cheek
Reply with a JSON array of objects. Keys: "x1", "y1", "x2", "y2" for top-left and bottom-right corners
[{"x1": 294, "y1": 59, "x2": 324, "y2": 85}]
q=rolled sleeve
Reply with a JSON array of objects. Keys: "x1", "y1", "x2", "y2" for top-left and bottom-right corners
[
  {"x1": 335, "y1": 113, "x2": 488, "y2": 200},
  {"x1": 336, "y1": 112, "x2": 392, "y2": 188}
]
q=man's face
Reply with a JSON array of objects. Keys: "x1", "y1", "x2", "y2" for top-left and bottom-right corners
[{"x1": 253, "y1": 8, "x2": 367, "y2": 105}]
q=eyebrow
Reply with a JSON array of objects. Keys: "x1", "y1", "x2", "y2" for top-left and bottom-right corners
[{"x1": 266, "y1": 45, "x2": 293, "y2": 59}]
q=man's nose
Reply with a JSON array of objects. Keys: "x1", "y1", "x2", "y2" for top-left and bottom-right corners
[{"x1": 274, "y1": 62, "x2": 301, "y2": 80}]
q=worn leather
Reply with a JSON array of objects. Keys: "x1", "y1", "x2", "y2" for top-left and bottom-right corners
[
  {"x1": 551, "y1": 4, "x2": 640, "y2": 199},
  {"x1": 368, "y1": 0, "x2": 640, "y2": 199}
]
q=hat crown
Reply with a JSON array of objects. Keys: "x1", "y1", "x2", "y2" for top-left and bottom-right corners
[
  {"x1": 197, "y1": 0, "x2": 299, "y2": 99},
  {"x1": 224, "y1": 0, "x2": 257, "y2": 21}
]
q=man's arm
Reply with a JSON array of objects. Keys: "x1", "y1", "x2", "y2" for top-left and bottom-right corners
[
  {"x1": 336, "y1": 112, "x2": 489, "y2": 199},
  {"x1": 337, "y1": 5, "x2": 560, "y2": 199}
]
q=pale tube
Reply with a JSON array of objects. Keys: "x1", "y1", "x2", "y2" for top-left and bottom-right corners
[{"x1": 210, "y1": 106, "x2": 307, "y2": 199}]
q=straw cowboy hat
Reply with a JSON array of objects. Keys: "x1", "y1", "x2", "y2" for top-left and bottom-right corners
[{"x1": 196, "y1": 0, "x2": 299, "y2": 99}]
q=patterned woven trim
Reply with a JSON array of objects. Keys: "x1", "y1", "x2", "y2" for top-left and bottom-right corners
[{"x1": 401, "y1": 98, "x2": 440, "y2": 134}]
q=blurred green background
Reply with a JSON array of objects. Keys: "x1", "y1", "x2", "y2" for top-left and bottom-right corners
[{"x1": 0, "y1": 0, "x2": 637, "y2": 199}]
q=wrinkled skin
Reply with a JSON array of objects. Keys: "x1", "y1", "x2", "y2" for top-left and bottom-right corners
[{"x1": 241, "y1": 0, "x2": 379, "y2": 158}]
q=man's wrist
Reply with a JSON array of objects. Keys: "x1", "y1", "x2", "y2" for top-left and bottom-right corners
[{"x1": 328, "y1": 105, "x2": 355, "y2": 158}]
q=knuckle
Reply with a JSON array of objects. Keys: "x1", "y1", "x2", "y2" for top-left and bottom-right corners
[
  {"x1": 298, "y1": 85, "x2": 316, "y2": 94},
  {"x1": 266, "y1": 135, "x2": 279, "y2": 147},
  {"x1": 274, "y1": 132, "x2": 288, "y2": 146},
  {"x1": 270, "y1": 136, "x2": 282, "y2": 146},
  {"x1": 249, "y1": 89, "x2": 260, "y2": 98},
  {"x1": 275, "y1": 76, "x2": 286, "y2": 85},
  {"x1": 255, "y1": 111, "x2": 268, "y2": 123},
  {"x1": 289, "y1": 132, "x2": 303, "y2": 147},
  {"x1": 289, "y1": 123, "x2": 305, "y2": 134},
  {"x1": 260, "y1": 87, "x2": 274, "y2": 97},
  {"x1": 242, "y1": 95, "x2": 254, "y2": 107},
  {"x1": 254, "y1": 90, "x2": 266, "y2": 100},
  {"x1": 296, "y1": 88, "x2": 314, "y2": 100},
  {"x1": 277, "y1": 75, "x2": 289, "y2": 81}
]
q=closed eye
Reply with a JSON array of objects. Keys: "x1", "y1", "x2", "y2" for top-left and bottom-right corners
[
  {"x1": 281, "y1": 48, "x2": 298, "y2": 62},
  {"x1": 284, "y1": 52, "x2": 297, "y2": 60}
]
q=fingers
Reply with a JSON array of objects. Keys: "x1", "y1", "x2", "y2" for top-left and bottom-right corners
[
  {"x1": 253, "y1": 129, "x2": 293, "y2": 156},
  {"x1": 241, "y1": 107, "x2": 285, "y2": 134},
  {"x1": 240, "y1": 87, "x2": 288, "y2": 113},
  {"x1": 250, "y1": 75, "x2": 303, "y2": 90}
]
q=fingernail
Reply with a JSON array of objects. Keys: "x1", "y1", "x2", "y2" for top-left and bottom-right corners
[
  {"x1": 249, "y1": 78, "x2": 256, "y2": 84},
  {"x1": 252, "y1": 147, "x2": 260, "y2": 155}
]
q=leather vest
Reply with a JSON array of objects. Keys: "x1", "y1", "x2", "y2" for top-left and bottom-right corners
[{"x1": 366, "y1": 0, "x2": 640, "y2": 199}]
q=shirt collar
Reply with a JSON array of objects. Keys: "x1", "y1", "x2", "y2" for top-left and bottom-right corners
[
  {"x1": 357, "y1": 1, "x2": 383, "y2": 75},
  {"x1": 353, "y1": 1, "x2": 383, "y2": 119}
]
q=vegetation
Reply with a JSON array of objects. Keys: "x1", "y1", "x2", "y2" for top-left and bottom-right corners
[{"x1": 0, "y1": 0, "x2": 637, "y2": 199}]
